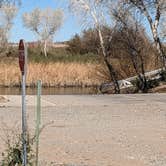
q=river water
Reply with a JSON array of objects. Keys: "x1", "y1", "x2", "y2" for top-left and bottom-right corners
[{"x1": 0, "y1": 87, "x2": 98, "y2": 95}]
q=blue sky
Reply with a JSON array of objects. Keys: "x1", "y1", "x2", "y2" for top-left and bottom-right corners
[
  {"x1": 9, "y1": 0, "x2": 155, "y2": 43},
  {"x1": 10, "y1": 0, "x2": 82, "y2": 42}
]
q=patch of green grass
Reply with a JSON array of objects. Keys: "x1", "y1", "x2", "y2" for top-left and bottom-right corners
[
  {"x1": 28, "y1": 47, "x2": 100, "y2": 64},
  {"x1": 0, "y1": 46, "x2": 100, "y2": 64}
]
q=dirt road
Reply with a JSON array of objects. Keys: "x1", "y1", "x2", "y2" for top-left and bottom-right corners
[{"x1": 0, "y1": 94, "x2": 166, "y2": 166}]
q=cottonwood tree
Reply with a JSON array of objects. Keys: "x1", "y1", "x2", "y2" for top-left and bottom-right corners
[
  {"x1": 0, "y1": 0, "x2": 19, "y2": 52},
  {"x1": 69, "y1": 0, "x2": 120, "y2": 93},
  {"x1": 23, "y1": 8, "x2": 63, "y2": 57},
  {"x1": 0, "y1": 3, "x2": 17, "y2": 48},
  {"x1": 0, "y1": 0, "x2": 20, "y2": 6},
  {"x1": 120, "y1": 0, "x2": 166, "y2": 68}
]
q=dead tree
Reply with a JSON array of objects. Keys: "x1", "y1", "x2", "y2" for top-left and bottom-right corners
[
  {"x1": 123, "y1": 0, "x2": 166, "y2": 68},
  {"x1": 112, "y1": 8, "x2": 149, "y2": 92}
]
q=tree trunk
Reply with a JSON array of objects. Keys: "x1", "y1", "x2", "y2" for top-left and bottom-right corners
[
  {"x1": 138, "y1": 2, "x2": 166, "y2": 68},
  {"x1": 104, "y1": 57, "x2": 120, "y2": 94},
  {"x1": 44, "y1": 40, "x2": 47, "y2": 57},
  {"x1": 90, "y1": 9, "x2": 120, "y2": 94},
  {"x1": 130, "y1": 51, "x2": 148, "y2": 93},
  {"x1": 152, "y1": 31, "x2": 166, "y2": 68},
  {"x1": 98, "y1": 27, "x2": 120, "y2": 93},
  {"x1": 139, "y1": 54, "x2": 148, "y2": 92}
]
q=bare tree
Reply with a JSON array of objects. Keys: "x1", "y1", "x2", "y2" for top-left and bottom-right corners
[
  {"x1": 0, "y1": 0, "x2": 20, "y2": 6},
  {"x1": 115, "y1": 18, "x2": 150, "y2": 92},
  {"x1": 112, "y1": 7, "x2": 147, "y2": 90},
  {"x1": 160, "y1": 9, "x2": 166, "y2": 41},
  {"x1": 69, "y1": 0, "x2": 120, "y2": 93},
  {"x1": 0, "y1": 0, "x2": 19, "y2": 53},
  {"x1": 120, "y1": 0, "x2": 166, "y2": 68},
  {"x1": 0, "y1": 3, "x2": 17, "y2": 48},
  {"x1": 23, "y1": 8, "x2": 63, "y2": 57}
]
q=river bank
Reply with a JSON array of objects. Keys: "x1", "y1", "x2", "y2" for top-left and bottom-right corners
[
  {"x1": 0, "y1": 86, "x2": 99, "y2": 95},
  {"x1": 0, "y1": 62, "x2": 103, "y2": 87}
]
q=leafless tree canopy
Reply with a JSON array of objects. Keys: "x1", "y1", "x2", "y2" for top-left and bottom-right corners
[
  {"x1": 0, "y1": 0, "x2": 20, "y2": 6},
  {"x1": 23, "y1": 8, "x2": 64, "y2": 57},
  {"x1": 120, "y1": 0, "x2": 166, "y2": 67},
  {"x1": 0, "y1": 3, "x2": 17, "y2": 47}
]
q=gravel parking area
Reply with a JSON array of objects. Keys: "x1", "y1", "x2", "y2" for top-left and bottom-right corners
[{"x1": 0, "y1": 94, "x2": 166, "y2": 166}]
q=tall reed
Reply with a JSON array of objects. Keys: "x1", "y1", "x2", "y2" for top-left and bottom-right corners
[{"x1": 0, "y1": 62, "x2": 101, "y2": 87}]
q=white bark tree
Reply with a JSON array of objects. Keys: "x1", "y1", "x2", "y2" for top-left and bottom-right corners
[
  {"x1": 160, "y1": 8, "x2": 166, "y2": 41},
  {"x1": 69, "y1": 0, "x2": 120, "y2": 93},
  {"x1": 121, "y1": 0, "x2": 166, "y2": 68},
  {"x1": 0, "y1": 3, "x2": 17, "y2": 45},
  {"x1": 23, "y1": 8, "x2": 63, "y2": 57}
]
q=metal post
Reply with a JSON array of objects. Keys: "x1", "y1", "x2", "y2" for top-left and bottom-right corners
[
  {"x1": 22, "y1": 72, "x2": 27, "y2": 166},
  {"x1": 35, "y1": 80, "x2": 41, "y2": 166},
  {"x1": 20, "y1": 40, "x2": 27, "y2": 166}
]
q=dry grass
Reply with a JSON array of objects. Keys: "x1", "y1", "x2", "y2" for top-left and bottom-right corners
[{"x1": 0, "y1": 62, "x2": 101, "y2": 87}]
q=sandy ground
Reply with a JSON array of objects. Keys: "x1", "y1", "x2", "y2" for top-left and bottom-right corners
[{"x1": 0, "y1": 94, "x2": 166, "y2": 166}]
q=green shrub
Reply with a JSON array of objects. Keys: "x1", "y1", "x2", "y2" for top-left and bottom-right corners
[
  {"x1": 147, "y1": 79, "x2": 159, "y2": 89},
  {"x1": 160, "y1": 70, "x2": 166, "y2": 81},
  {"x1": 132, "y1": 77, "x2": 159, "y2": 92},
  {"x1": 1, "y1": 121, "x2": 54, "y2": 166},
  {"x1": 28, "y1": 47, "x2": 99, "y2": 63},
  {"x1": 67, "y1": 26, "x2": 111, "y2": 55},
  {"x1": 1, "y1": 132, "x2": 35, "y2": 166}
]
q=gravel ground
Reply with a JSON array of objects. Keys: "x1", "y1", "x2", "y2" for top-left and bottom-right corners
[{"x1": 0, "y1": 94, "x2": 166, "y2": 166}]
